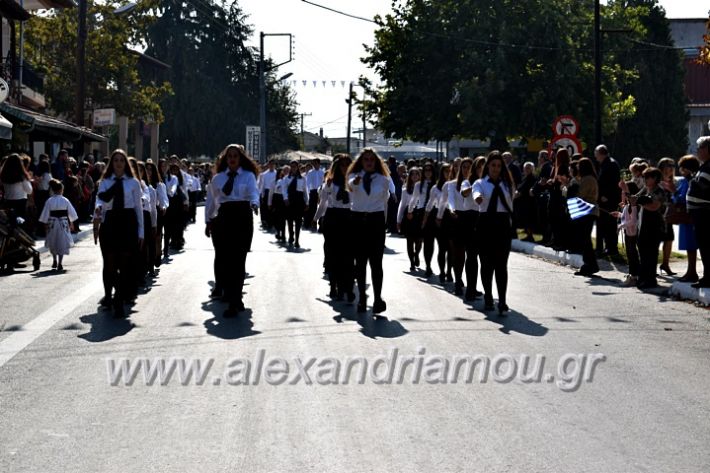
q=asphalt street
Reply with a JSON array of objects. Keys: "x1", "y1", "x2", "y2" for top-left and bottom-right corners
[{"x1": 0, "y1": 213, "x2": 709, "y2": 473}]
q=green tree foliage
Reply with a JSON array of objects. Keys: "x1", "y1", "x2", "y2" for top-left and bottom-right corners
[
  {"x1": 144, "y1": 0, "x2": 299, "y2": 156},
  {"x1": 23, "y1": 1, "x2": 172, "y2": 122},
  {"x1": 362, "y1": 0, "x2": 687, "y2": 161}
]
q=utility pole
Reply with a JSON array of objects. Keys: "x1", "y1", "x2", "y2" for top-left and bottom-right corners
[
  {"x1": 258, "y1": 32, "x2": 293, "y2": 163},
  {"x1": 593, "y1": 0, "x2": 602, "y2": 147},
  {"x1": 76, "y1": 0, "x2": 87, "y2": 126},
  {"x1": 346, "y1": 82, "x2": 354, "y2": 155},
  {"x1": 362, "y1": 111, "x2": 367, "y2": 148},
  {"x1": 300, "y1": 112, "x2": 312, "y2": 151}
]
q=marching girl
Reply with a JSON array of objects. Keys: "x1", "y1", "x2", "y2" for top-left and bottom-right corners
[
  {"x1": 38, "y1": 179, "x2": 78, "y2": 271},
  {"x1": 347, "y1": 148, "x2": 391, "y2": 314},
  {"x1": 416, "y1": 162, "x2": 437, "y2": 276},
  {"x1": 204, "y1": 144, "x2": 260, "y2": 316},
  {"x1": 398, "y1": 167, "x2": 422, "y2": 271},
  {"x1": 164, "y1": 162, "x2": 188, "y2": 256},
  {"x1": 448, "y1": 157, "x2": 479, "y2": 299},
  {"x1": 472, "y1": 151, "x2": 515, "y2": 314},
  {"x1": 146, "y1": 161, "x2": 168, "y2": 269},
  {"x1": 94, "y1": 149, "x2": 144, "y2": 318},
  {"x1": 134, "y1": 160, "x2": 158, "y2": 281},
  {"x1": 423, "y1": 163, "x2": 454, "y2": 283},
  {"x1": 313, "y1": 154, "x2": 355, "y2": 301},
  {"x1": 282, "y1": 160, "x2": 309, "y2": 248},
  {"x1": 268, "y1": 166, "x2": 288, "y2": 242}
]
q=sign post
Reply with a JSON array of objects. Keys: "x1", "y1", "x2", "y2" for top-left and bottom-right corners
[
  {"x1": 550, "y1": 115, "x2": 583, "y2": 155},
  {"x1": 246, "y1": 126, "x2": 261, "y2": 162}
]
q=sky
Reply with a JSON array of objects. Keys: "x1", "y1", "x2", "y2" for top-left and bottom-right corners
[{"x1": 238, "y1": 0, "x2": 710, "y2": 139}]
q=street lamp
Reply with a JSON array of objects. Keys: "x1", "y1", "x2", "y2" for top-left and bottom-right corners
[{"x1": 259, "y1": 32, "x2": 293, "y2": 163}]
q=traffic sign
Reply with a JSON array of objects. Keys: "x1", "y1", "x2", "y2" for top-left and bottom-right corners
[
  {"x1": 550, "y1": 134, "x2": 583, "y2": 156},
  {"x1": 552, "y1": 115, "x2": 580, "y2": 137},
  {"x1": 246, "y1": 126, "x2": 261, "y2": 161}
]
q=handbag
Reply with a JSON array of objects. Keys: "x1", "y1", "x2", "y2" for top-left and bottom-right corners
[{"x1": 665, "y1": 202, "x2": 693, "y2": 225}]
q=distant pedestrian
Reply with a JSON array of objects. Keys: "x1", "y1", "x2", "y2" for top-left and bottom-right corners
[{"x1": 38, "y1": 179, "x2": 78, "y2": 271}]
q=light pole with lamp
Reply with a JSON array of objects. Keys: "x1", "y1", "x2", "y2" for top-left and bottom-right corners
[{"x1": 259, "y1": 32, "x2": 293, "y2": 163}]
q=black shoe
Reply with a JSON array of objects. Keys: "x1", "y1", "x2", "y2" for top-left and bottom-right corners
[
  {"x1": 99, "y1": 296, "x2": 113, "y2": 307},
  {"x1": 484, "y1": 300, "x2": 495, "y2": 311},
  {"x1": 51, "y1": 261, "x2": 57, "y2": 269},
  {"x1": 637, "y1": 280, "x2": 659, "y2": 290},
  {"x1": 113, "y1": 302, "x2": 126, "y2": 318},
  {"x1": 373, "y1": 299, "x2": 387, "y2": 314},
  {"x1": 439, "y1": 273, "x2": 446, "y2": 284},
  {"x1": 425, "y1": 267, "x2": 433, "y2": 277},
  {"x1": 446, "y1": 274, "x2": 454, "y2": 282},
  {"x1": 210, "y1": 288, "x2": 223, "y2": 299},
  {"x1": 357, "y1": 293, "x2": 367, "y2": 313},
  {"x1": 498, "y1": 302, "x2": 509, "y2": 315},
  {"x1": 410, "y1": 265, "x2": 416, "y2": 272},
  {"x1": 57, "y1": 264, "x2": 64, "y2": 271},
  {"x1": 226, "y1": 301, "x2": 245, "y2": 316},
  {"x1": 329, "y1": 287, "x2": 338, "y2": 299},
  {"x1": 295, "y1": 241, "x2": 300, "y2": 248},
  {"x1": 464, "y1": 288, "x2": 478, "y2": 302},
  {"x1": 347, "y1": 291, "x2": 356, "y2": 303},
  {"x1": 454, "y1": 282, "x2": 463, "y2": 296},
  {"x1": 659, "y1": 264, "x2": 677, "y2": 276},
  {"x1": 414, "y1": 255, "x2": 420, "y2": 267},
  {"x1": 691, "y1": 279, "x2": 710, "y2": 289},
  {"x1": 574, "y1": 268, "x2": 599, "y2": 277}
]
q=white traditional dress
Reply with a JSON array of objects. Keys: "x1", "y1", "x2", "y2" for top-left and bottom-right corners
[{"x1": 39, "y1": 195, "x2": 78, "y2": 255}]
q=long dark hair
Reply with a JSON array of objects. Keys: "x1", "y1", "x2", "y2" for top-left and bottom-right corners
[
  {"x1": 0, "y1": 154, "x2": 31, "y2": 184},
  {"x1": 578, "y1": 157, "x2": 597, "y2": 179},
  {"x1": 37, "y1": 159, "x2": 51, "y2": 176},
  {"x1": 217, "y1": 144, "x2": 260, "y2": 176},
  {"x1": 456, "y1": 157, "x2": 474, "y2": 191},
  {"x1": 101, "y1": 149, "x2": 136, "y2": 179},
  {"x1": 482, "y1": 151, "x2": 514, "y2": 195},
  {"x1": 327, "y1": 153, "x2": 352, "y2": 188},
  {"x1": 405, "y1": 167, "x2": 421, "y2": 194},
  {"x1": 436, "y1": 163, "x2": 451, "y2": 190},
  {"x1": 418, "y1": 162, "x2": 436, "y2": 194},
  {"x1": 145, "y1": 161, "x2": 163, "y2": 187},
  {"x1": 553, "y1": 148, "x2": 570, "y2": 179},
  {"x1": 288, "y1": 160, "x2": 303, "y2": 179},
  {"x1": 346, "y1": 148, "x2": 390, "y2": 181}
]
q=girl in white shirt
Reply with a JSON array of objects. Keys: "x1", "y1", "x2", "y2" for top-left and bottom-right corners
[
  {"x1": 423, "y1": 163, "x2": 453, "y2": 283},
  {"x1": 347, "y1": 148, "x2": 391, "y2": 314},
  {"x1": 164, "y1": 162, "x2": 188, "y2": 255},
  {"x1": 146, "y1": 161, "x2": 168, "y2": 269},
  {"x1": 447, "y1": 157, "x2": 479, "y2": 298},
  {"x1": 204, "y1": 144, "x2": 260, "y2": 316},
  {"x1": 0, "y1": 153, "x2": 34, "y2": 223},
  {"x1": 268, "y1": 166, "x2": 288, "y2": 243},
  {"x1": 398, "y1": 167, "x2": 421, "y2": 272},
  {"x1": 135, "y1": 161, "x2": 158, "y2": 281},
  {"x1": 472, "y1": 151, "x2": 515, "y2": 315},
  {"x1": 94, "y1": 149, "x2": 145, "y2": 318},
  {"x1": 313, "y1": 154, "x2": 355, "y2": 301},
  {"x1": 281, "y1": 161, "x2": 309, "y2": 248},
  {"x1": 38, "y1": 179, "x2": 78, "y2": 271},
  {"x1": 417, "y1": 162, "x2": 437, "y2": 276}
]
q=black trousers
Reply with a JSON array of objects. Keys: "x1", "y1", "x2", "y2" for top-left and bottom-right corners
[
  {"x1": 323, "y1": 208, "x2": 354, "y2": 294},
  {"x1": 637, "y1": 224, "x2": 661, "y2": 285},
  {"x1": 212, "y1": 202, "x2": 253, "y2": 305},
  {"x1": 625, "y1": 234, "x2": 640, "y2": 277},
  {"x1": 272, "y1": 194, "x2": 286, "y2": 237},
  {"x1": 574, "y1": 215, "x2": 599, "y2": 273},
  {"x1": 188, "y1": 191, "x2": 198, "y2": 222},
  {"x1": 691, "y1": 209, "x2": 710, "y2": 280},
  {"x1": 597, "y1": 204, "x2": 619, "y2": 253},
  {"x1": 453, "y1": 210, "x2": 478, "y2": 291},
  {"x1": 138, "y1": 210, "x2": 156, "y2": 280},
  {"x1": 352, "y1": 211, "x2": 386, "y2": 301},
  {"x1": 286, "y1": 193, "x2": 306, "y2": 242},
  {"x1": 260, "y1": 191, "x2": 271, "y2": 228},
  {"x1": 477, "y1": 212, "x2": 512, "y2": 305},
  {"x1": 305, "y1": 190, "x2": 319, "y2": 227},
  {"x1": 99, "y1": 209, "x2": 139, "y2": 302}
]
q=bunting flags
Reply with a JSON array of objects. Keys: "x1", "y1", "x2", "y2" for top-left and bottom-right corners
[{"x1": 279, "y1": 79, "x2": 358, "y2": 88}]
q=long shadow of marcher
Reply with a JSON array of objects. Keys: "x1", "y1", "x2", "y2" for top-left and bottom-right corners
[
  {"x1": 480, "y1": 308, "x2": 548, "y2": 337},
  {"x1": 78, "y1": 309, "x2": 135, "y2": 342},
  {"x1": 316, "y1": 296, "x2": 359, "y2": 324},
  {"x1": 202, "y1": 300, "x2": 260, "y2": 340},
  {"x1": 358, "y1": 314, "x2": 409, "y2": 339}
]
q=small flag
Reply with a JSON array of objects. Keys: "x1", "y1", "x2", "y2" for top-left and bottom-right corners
[{"x1": 567, "y1": 197, "x2": 596, "y2": 220}]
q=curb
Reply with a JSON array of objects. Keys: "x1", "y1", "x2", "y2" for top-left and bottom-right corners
[
  {"x1": 670, "y1": 282, "x2": 710, "y2": 307},
  {"x1": 511, "y1": 239, "x2": 584, "y2": 268},
  {"x1": 36, "y1": 228, "x2": 93, "y2": 255}
]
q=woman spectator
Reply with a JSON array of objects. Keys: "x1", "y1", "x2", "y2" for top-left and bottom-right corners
[
  {"x1": 657, "y1": 158, "x2": 677, "y2": 276},
  {"x1": 0, "y1": 153, "x2": 34, "y2": 224},
  {"x1": 572, "y1": 158, "x2": 600, "y2": 277},
  {"x1": 34, "y1": 159, "x2": 52, "y2": 236},
  {"x1": 515, "y1": 162, "x2": 537, "y2": 242},
  {"x1": 548, "y1": 148, "x2": 572, "y2": 251},
  {"x1": 674, "y1": 155, "x2": 700, "y2": 283},
  {"x1": 630, "y1": 168, "x2": 666, "y2": 289}
]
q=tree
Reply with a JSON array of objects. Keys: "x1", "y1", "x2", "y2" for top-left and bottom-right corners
[
  {"x1": 23, "y1": 1, "x2": 172, "y2": 122},
  {"x1": 144, "y1": 0, "x2": 299, "y2": 157},
  {"x1": 699, "y1": 15, "x2": 710, "y2": 65},
  {"x1": 362, "y1": 0, "x2": 680, "y2": 161}
]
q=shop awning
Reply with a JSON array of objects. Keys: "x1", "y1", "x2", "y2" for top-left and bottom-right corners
[
  {"x1": 0, "y1": 103, "x2": 106, "y2": 142},
  {"x1": 0, "y1": 0, "x2": 31, "y2": 21},
  {"x1": 0, "y1": 112, "x2": 13, "y2": 140}
]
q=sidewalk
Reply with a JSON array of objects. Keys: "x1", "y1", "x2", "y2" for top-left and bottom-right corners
[
  {"x1": 34, "y1": 224, "x2": 93, "y2": 255},
  {"x1": 511, "y1": 239, "x2": 709, "y2": 307}
]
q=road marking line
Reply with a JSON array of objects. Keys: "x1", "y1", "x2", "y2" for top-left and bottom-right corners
[{"x1": 0, "y1": 279, "x2": 103, "y2": 369}]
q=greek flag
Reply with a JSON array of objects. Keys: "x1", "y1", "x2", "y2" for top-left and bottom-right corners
[{"x1": 567, "y1": 197, "x2": 596, "y2": 220}]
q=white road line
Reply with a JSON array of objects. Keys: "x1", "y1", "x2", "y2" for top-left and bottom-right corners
[{"x1": 0, "y1": 279, "x2": 103, "y2": 369}]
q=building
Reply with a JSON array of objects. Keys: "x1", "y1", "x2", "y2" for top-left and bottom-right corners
[
  {"x1": 670, "y1": 18, "x2": 710, "y2": 154},
  {"x1": 0, "y1": 0, "x2": 107, "y2": 160}
]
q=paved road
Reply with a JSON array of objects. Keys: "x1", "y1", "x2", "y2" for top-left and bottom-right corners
[{"x1": 1, "y1": 214, "x2": 709, "y2": 472}]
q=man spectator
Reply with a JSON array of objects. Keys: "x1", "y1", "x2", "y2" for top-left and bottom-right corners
[
  {"x1": 594, "y1": 144, "x2": 621, "y2": 256},
  {"x1": 688, "y1": 136, "x2": 710, "y2": 288},
  {"x1": 52, "y1": 149, "x2": 69, "y2": 181},
  {"x1": 503, "y1": 151, "x2": 522, "y2": 186},
  {"x1": 533, "y1": 150, "x2": 553, "y2": 244}
]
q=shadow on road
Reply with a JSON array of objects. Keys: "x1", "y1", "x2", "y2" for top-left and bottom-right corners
[
  {"x1": 316, "y1": 295, "x2": 409, "y2": 339},
  {"x1": 78, "y1": 309, "x2": 136, "y2": 342},
  {"x1": 481, "y1": 309, "x2": 548, "y2": 337},
  {"x1": 202, "y1": 299, "x2": 261, "y2": 340}
]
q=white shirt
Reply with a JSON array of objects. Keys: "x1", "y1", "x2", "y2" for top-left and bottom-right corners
[
  {"x1": 268, "y1": 178, "x2": 285, "y2": 206},
  {"x1": 205, "y1": 169, "x2": 260, "y2": 223},
  {"x1": 156, "y1": 182, "x2": 169, "y2": 210},
  {"x1": 188, "y1": 174, "x2": 202, "y2": 192},
  {"x1": 472, "y1": 176, "x2": 514, "y2": 213},
  {"x1": 259, "y1": 169, "x2": 277, "y2": 195},
  {"x1": 397, "y1": 187, "x2": 420, "y2": 224},
  {"x1": 165, "y1": 174, "x2": 179, "y2": 198},
  {"x1": 39, "y1": 195, "x2": 78, "y2": 223},
  {"x1": 38, "y1": 173, "x2": 52, "y2": 191},
  {"x1": 349, "y1": 171, "x2": 390, "y2": 213},
  {"x1": 2, "y1": 180, "x2": 33, "y2": 200},
  {"x1": 413, "y1": 180, "x2": 433, "y2": 209},
  {"x1": 95, "y1": 175, "x2": 145, "y2": 238},
  {"x1": 142, "y1": 184, "x2": 158, "y2": 228},
  {"x1": 281, "y1": 175, "x2": 310, "y2": 205},
  {"x1": 306, "y1": 168, "x2": 325, "y2": 192},
  {"x1": 437, "y1": 182, "x2": 454, "y2": 219},
  {"x1": 314, "y1": 181, "x2": 351, "y2": 220},
  {"x1": 449, "y1": 180, "x2": 478, "y2": 212},
  {"x1": 426, "y1": 186, "x2": 443, "y2": 213}
]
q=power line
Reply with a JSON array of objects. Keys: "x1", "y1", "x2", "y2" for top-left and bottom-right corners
[{"x1": 300, "y1": 0, "x2": 376, "y2": 24}]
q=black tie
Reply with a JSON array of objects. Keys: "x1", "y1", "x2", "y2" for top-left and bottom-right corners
[
  {"x1": 336, "y1": 184, "x2": 350, "y2": 204},
  {"x1": 487, "y1": 180, "x2": 512, "y2": 214},
  {"x1": 99, "y1": 176, "x2": 124, "y2": 210},
  {"x1": 222, "y1": 171, "x2": 237, "y2": 195},
  {"x1": 363, "y1": 172, "x2": 374, "y2": 195}
]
